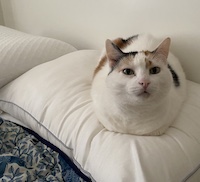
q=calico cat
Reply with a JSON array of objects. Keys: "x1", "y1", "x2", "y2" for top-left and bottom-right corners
[{"x1": 91, "y1": 34, "x2": 186, "y2": 136}]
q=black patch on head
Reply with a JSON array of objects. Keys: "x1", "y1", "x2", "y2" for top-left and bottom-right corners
[
  {"x1": 168, "y1": 64, "x2": 180, "y2": 87},
  {"x1": 122, "y1": 35, "x2": 138, "y2": 44},
  {"x1": 108, "y1": 35, "x2": 138, "y2": 76},
  {"x1": 108, "y1": 52, "x2": 138, "y2": 75}
]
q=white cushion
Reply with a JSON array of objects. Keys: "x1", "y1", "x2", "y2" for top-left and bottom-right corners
[
  {"x1": 0, "y1": 50, "x2": 200, "y2": 182},
  {"x1": 0, "y1": 26, "x2": 76, "y2": 88}
]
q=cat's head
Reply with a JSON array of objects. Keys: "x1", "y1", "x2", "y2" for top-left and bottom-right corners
[{"x1": 105, "y1": 37, "x2": 173, "y2": 104}]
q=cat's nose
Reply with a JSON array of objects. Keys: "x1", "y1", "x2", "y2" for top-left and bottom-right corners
[{"x1": 138, "y1": 81, "x2": 150, "y2": 89}]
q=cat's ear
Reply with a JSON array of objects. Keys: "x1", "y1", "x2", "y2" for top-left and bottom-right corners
[
  {"x1": 152, "y1": 38, "x2": 171, "y2": 62},
  {"x1": 106, "y1": 39, "x2": 124, "y2": 68}
]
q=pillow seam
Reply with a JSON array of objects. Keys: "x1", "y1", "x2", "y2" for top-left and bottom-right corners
[{"x1": 0, "y1": 99, "x2": 73, "y2": 151}]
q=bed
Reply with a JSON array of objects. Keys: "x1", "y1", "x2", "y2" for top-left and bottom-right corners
[{"x1": 0, "y1": 1, "x2": 200, "y2": 181}]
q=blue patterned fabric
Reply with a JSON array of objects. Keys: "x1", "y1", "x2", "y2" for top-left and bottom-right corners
[{"x1": 0, "y1": 117, "x2": 91, "y2": 182}]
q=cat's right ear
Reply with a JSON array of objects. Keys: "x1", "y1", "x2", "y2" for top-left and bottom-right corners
[
  {"x1": 152, "y1": 38, "x2": 171, "y2": 62},
  {"x1": 106, "y1": 39, "x2": 124, "y2": 68}
]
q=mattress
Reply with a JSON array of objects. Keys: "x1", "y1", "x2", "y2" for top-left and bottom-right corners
[{"x1": 0, "y1": 50, "x2": 200, "y2": 182}]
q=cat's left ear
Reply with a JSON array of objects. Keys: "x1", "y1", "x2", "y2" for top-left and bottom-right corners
[
  {"x1": 152, "y1": 38, "x2": 171, "y2": 62},
  {"x1": 106, "y1": 39, "x2": 124, "y2": 68}
]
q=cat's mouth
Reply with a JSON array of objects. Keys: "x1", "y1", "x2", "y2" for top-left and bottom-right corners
[{"x1": 138, "y1": 90, "x2": 150, "y2": 98}]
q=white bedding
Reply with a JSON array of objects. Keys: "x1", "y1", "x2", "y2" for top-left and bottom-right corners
[
  {"x1": 0, "y1": 26, "x2": 76, "y2": 88},
  {"x1": 0, "y1": 50, "x2": 200, "y2": 182}
]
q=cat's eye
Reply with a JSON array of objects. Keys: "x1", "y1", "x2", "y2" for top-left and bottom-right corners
[
  {"x1": 122, "y1": 69, "x2": 135, "y2": 75},
  {"x1": 149, "y1": 67, "x2": 160, "y2": 74}
]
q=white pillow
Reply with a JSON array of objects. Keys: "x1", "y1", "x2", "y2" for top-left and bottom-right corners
[
  {"x1": 0, "y1": 25, "x2": 76, "y2": 88},
  {"x1": 0, "y1": 50, "x2": 200, "y2": 182}
]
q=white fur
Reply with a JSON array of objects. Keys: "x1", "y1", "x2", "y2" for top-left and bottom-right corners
[{"x1": 91, "y1": 34, "x2": 187, "y2": 135}]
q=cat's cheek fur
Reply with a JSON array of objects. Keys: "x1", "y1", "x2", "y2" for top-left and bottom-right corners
[
  {"x1": 107, "y1": 72, "x2": 140, "y2": 103},
  {"x1": 151, "y1": 70, "x2": 172, "y2": 96},
  {"x1": 106, "y1": 71, "x2": 128, "y2": 94}
]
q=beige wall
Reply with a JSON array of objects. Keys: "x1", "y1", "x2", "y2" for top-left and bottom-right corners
[
  {"x1": 1, "y1": 0, "x2": 200, "y2": 83},
  {"x1": 0, "y1": 1, "x2": 4, "y2": 25}
]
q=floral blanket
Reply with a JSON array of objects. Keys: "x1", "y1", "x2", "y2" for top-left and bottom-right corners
[{"x1": 0, "y1": 117, "x2": 91, "y2": 182}]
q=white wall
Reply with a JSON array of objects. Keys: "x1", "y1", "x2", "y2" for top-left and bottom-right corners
[
  {"x1": 0, "y1": 1, "x2": 4, "y2": 25},
  {"x1": 1, "y1": 0, "x2": 200, "y2": 83}
]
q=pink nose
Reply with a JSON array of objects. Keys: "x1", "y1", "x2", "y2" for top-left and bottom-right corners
[{"x1": 138, "y1": 81, "x2": 150, "y2": 89}]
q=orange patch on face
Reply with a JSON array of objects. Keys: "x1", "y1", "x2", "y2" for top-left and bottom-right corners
[
  {"x1": 93, "y1": 55, "x2": 107, "y2": 78},
  {"x1": 144, "y1": 50, "x2": 151, "y2": 56},
  {"x1": 145, "y1": 59, "x2": 152, "y2": 68},
  {"x1": 115, "y1": 56, "x2": 134, "y2": 72},
  {"x1": 93, "y1": 37, "x2": 132, "y2": 78}
]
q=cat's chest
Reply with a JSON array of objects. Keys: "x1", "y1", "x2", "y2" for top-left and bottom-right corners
[{"x1": 107, "y1": 97, "x2": 169, "y2": 122}]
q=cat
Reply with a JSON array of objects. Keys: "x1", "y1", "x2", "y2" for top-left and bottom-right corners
[{"x1": 91, "y1": 34, "x2": 187, "y2": 136}]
